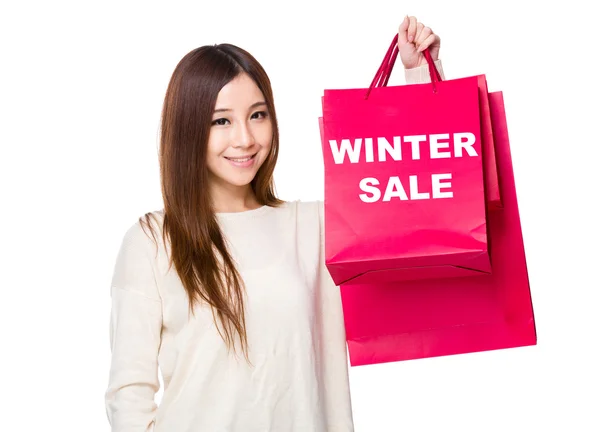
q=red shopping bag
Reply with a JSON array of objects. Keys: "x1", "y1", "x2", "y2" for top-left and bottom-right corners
[
  {"x1": 340, "y1": 91, "x2": 537, "y2": 366},
  {"x1": 366, "y1": 35, "x2": 502, "y2": 210},
  {"x1": 477, "y1": 75, "x2": 502, "y2": 210},
  {"x1": 320, "y1": 36, "x2": 492, "y2": 286}
]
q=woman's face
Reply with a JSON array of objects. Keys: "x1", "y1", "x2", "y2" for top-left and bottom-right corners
[{"x1": 206, "y1": 73, "x2": 272, "y2": 194}]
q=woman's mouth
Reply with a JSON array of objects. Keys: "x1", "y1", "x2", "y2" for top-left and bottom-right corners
[{"x1": 225, "y1": 153, "x2": 257, "y2": 168}]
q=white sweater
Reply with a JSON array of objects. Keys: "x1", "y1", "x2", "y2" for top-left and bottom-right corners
[
  {"x1": 106, "y1": 201, "x2": 353, "y2": 432},
  {"x1": 105, "y1": 62, "x2": 443, "y2": 432}
]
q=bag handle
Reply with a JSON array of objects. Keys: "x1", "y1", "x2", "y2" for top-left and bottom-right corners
[{"x1": 365, "y1": 34, "x2": 441, "y2": 99}]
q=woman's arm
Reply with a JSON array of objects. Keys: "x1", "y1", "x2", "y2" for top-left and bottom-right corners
[
  {"x1": 405, "y1": 59, "x2": 445, "y2": 84},
  {"x1": 316, "y1": 202, "x2": 355, "y2": 432},
  {"x1": 105, "y1": 222, "x2": 163, "y2": 432}
]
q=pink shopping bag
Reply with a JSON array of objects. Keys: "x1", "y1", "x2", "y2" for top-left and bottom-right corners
[
  {"x1": 339, "y1": 91, "x2": 537, "y2": 366},
  {"x1": 320, "y1": 36, "x2": 491, "y2": 286}
]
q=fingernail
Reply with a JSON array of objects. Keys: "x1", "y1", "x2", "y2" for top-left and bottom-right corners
[{"x1": 408, "y1": 35, "x2": 413, "y2": 42}]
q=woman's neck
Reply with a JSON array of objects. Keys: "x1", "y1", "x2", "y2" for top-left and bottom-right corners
[{"x1": 210, "y1": 183, "x2": 261, "y2": 213}]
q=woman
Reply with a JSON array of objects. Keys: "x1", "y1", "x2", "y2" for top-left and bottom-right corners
[{"x1": 105, "y1": 15, "x2": 443, "y2": 432}]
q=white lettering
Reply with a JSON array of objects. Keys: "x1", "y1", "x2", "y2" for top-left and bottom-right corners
[
  {"x1": 409, "y1": 175, "x2": 430, "y2": 200},
  {"x1": 365, "y1": 138, "x2": 374, "y2": 163},
  {"x1": 432, "y1": 173, "x2": 453, "y2": 198},
  {"x1": 430, "y1": 133, "x2": 451, "y2": 158},
  {"x1": 360, "y1": 174, "x2": 454, "y2": 202},
  {"x1": 382, "y1": 176, "x2": 409, "y2": 201},
  {"x1": 328, "y1": 133, "x2": 478, "y2": 163},
  {"x1": 454, "y1": 133, "x2": 477, "y2": 157},
  {"x1": 402, "y1": 135, "x2": 427, "y2": 160},
  {"x1": 329, "y1": 138, "x2": 362, "y2": 164},
  {"x1": 377, "y1": 137, "x2": 402, "y2": 162},
  {"x1": 359, "y1": 178, "x2": 381, "y2": 203}
]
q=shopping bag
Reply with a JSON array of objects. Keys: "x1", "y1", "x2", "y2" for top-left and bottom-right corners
[
  {"x1": 339, "y1": 91, "x2": 537, "y2": 366},
  {"x1": 477, "y1": 75, "x2": 502, "y2": 210},
  {"x1": 320, "y1": 36, "x2": 491, "y2": 286},
  {"x1": 367, "y1": 35, "x2": 502, "y2": 210}
]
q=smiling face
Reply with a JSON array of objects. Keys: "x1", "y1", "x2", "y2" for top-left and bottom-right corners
[{"x1": 206, "y1": 72, "x2": 273, "y2": 198}]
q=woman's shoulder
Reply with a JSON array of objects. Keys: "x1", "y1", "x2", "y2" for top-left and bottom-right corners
[
  {"x1": 281, "y1": 199, "x2": 324, "y2": 213},
  {"x1": 116, "y1": 209, "x2": 167, "y2": 259},
  {"x1": 277, "y1": 199, "x2": 324, "y2": 223},
  {"x1": 278, "y1": 200, "x2": 325, "y2": 238}
]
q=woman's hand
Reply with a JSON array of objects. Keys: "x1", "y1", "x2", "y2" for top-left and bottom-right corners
[{"x1": 398, "y1": 16, "x2": 441, "y2": 69}]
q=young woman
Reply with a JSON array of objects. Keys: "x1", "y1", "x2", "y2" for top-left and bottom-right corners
[{"x1": 105, "y1": 15, "x2": 443, "y2": 432}]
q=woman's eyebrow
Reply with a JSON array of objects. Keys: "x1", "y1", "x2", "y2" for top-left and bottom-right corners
[{"x1": 213, "y1": 101, "x2": 267, "y2": 113}]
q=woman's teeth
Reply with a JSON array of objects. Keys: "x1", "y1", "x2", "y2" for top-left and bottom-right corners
[{"x1": 226, "y1": 155, "x2": 253, "y2": 162}]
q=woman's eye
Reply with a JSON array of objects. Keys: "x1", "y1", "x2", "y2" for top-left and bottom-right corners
[
  {"x1": 251, "y1": 111, "x2": 268, "y2": 119},
  {"x1": 212, "y1": 118, "x2": 229, "y2": 126}
]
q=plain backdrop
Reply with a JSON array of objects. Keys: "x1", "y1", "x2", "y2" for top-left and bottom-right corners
[{"x1": 1, "y1": 0, "x2": 599, "y2": 431}]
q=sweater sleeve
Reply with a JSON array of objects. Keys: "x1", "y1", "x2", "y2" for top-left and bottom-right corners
[
  {"x1": 316, "y1": 201, "x2": 355, "y2": 432},
  {"x1": 404, "y1": 59, "x2": 445, "y2": 84},
  {"x1": 105, "y1": 222, "x2": 163, "y2": 432}
]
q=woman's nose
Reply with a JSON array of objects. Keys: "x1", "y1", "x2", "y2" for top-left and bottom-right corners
[{"x1": 232, "y1": 123, "x2": 255, "y2": 148}]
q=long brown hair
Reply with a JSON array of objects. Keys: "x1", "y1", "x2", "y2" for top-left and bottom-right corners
[{"x1": 140, "y1": 44, "x2": 283, "y2": 360}]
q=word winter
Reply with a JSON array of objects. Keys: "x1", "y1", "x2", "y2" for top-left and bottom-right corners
[
  {"x1": 327, "y1": 133, "x2": 479, "y2": 203},
  {"x1": 329, "y1": 132, "x2": 478, "y2": 164}
]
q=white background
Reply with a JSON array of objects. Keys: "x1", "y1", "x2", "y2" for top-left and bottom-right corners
[{"x1": 1, "y1": 0, "x2": 599, "y2": 431}]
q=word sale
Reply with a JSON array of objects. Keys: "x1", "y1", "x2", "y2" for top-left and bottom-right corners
[
  {"x1": 359, "y1": 174, "x2": 452, "y2": 203},
  {"x1": 328, "y1": 132, "x2": 478, "y2": 203}
]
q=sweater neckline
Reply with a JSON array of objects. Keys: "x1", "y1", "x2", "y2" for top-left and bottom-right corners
[{"x1": 215, "y1": 204, "x2": 274, "y2": 220}]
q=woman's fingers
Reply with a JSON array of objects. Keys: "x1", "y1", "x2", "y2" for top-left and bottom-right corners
[
  {"x1": 417, "y1": 33, "x2": 440, "y2": 52},
  {"x1": 415, "y1": 24, "x2": 430, "y2": 47},
  {"x1": 398, "y1": 15, "x2": 409, "y2": 45},
  {"x1": 407, "y1": 16, "x2": 418, "y2": 43}
]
